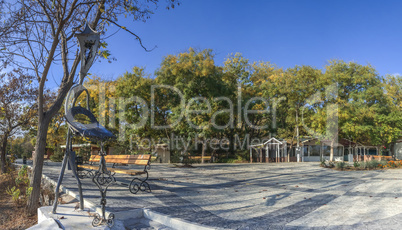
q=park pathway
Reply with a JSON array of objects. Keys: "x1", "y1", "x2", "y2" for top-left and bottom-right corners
[{"x1": 34, "y1": 161, "x2": 402, "y2": 229}]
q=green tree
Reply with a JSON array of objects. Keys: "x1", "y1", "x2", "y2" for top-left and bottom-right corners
[
  {"x1": 0, "y1": 69, "x2": 37, "y2": 173},
  {"x1": 116, "y1": 67, "x2": 160, "y2": 152},
  {"x1": 308, "y1": 60, "x2": 387, "y2": 160},
  {"x1": 261, "y1": 65, "x2": 323, "y2": 157},
  {"x1": 156, "y1": 48, "x2": 227, "y2": 161}
]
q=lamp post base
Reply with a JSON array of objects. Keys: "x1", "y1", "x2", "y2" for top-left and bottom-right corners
[{"x1": 92, "y1": 213, "x2": 115, "y2": 227}]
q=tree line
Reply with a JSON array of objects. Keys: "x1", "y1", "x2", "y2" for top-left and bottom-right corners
[{"x1": 63, "y1": 48, "x2": 402, "y2": 161}]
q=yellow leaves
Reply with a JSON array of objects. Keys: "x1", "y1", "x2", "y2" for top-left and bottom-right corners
[
  {"x1": 252, "y1": 103, "x2": 265, "y2": 111},
  {"x1": 99, "y1": 50, "x2": 110, "y2": 59}
]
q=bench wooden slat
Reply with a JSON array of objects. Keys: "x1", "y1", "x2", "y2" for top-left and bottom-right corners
[
  {"x1": 78, "y1": 165, "x2": 146, "y2": 175},
  {"x1": 89, "y1": 156, "x2": 100, "y2": 162},
  {"x1": 86, "y1": 154, "x2": 151, "y2": 165},
  {"x1": 80, "y1": 154, "x2": 150, "y2": 176},
  {"x1": 126, "y1": 160, "x2": 149, "y2": 165},
  {"x1": 188, "y1": 156, "x2": 212, "y2": 162},
  {"x1": 109, "y1": 168, "x2": 146, "y2": 175},
  {"x1": 106, "y1": 155, "x2": 150, "y2": 159}
]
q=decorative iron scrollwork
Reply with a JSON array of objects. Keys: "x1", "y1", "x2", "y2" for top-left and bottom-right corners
[
  {"x1": 92, "y1": 212, "x2": 115, "y2": 228},
  {"x1": 77, "y1": 169, "x2": 94, "y2": 179},
  {"x1": 129, "y1": 178, "x2": 151, "y2": 194},
  {"x1": 94, "y1": 169, "x2": 114, "y2": 185},
  {"x1": 129, "y1": 170, "x2": 151, "y2": 194},
  {"x1": 91, "y1": 144, "x2": 116, "y2": 227},
  {"x1": 145, "y1": 161, "x2": 151, "y2": 171}
]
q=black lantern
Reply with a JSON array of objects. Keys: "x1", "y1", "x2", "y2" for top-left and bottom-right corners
[{"x1": 75, "y1": 23, "x2": 101, "y2": 83}]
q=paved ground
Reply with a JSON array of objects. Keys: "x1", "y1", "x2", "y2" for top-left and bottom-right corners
[{"x1": 24, "y1": 160, "x2": 402, "y2": 229}]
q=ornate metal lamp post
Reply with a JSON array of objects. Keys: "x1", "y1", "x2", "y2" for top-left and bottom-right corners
[
  {"x1": 52, "y1": 22, "x2": 116, "y2": 227},
  {"x1": 76, "y1": 22, "x2": 101, "y2": 84}
]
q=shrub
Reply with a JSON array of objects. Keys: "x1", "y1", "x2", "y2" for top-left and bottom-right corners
[
  {"x1": 366, "y1": 160, "x2": 376, "y2": 169},
  {"x1": 218, "y1": 158, "x2": 237, "y2": 163},
  {"x1": 320, "y1": 159, "x2": 326, "y2": 167},
  {"x1": 5, "y1": 156, "x2": 13, "y2": 170},
  {"x1": 336, "y1": 161, "x2": 346, "y2": 170},
  {"x1": 353, "y1": 161, "x2": 360, "y2": 168},
  {"x1": 181, "y1": 153, "x2": 197, "y2": 166},
  {"x1": 50, "y1": 146, "x2": 64, "y2": 162},
  {"x1": 170, "y1": 151, "x2": 182, "y2": 163},
  {"x1": 170, "y1": 151, "x2": 197, "y2": 166},
  {"x1": 359, "y1": 160, "x2": 384, "y2": 170},
  {"x1": 15, "y1": 165, "x2": 29, "y2": 186},
  {"x1": 387, "y1": 160, "x2": 397, "y2": 168},
  {"x1": 328, "y1": 161, "x2": 335, "y2": 168},
  {"x1": 6, "y1": 165, "x2": 32, "y2": 206},
  {"x1": 6, "y1": 186, "x2": 21, "y2": 204},
  {"x1": 379, "y1": 160, "x2": 387, "y2": 168}
]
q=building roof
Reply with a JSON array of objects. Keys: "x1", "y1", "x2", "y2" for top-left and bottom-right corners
[
  {"x1": 249, "y1": 137, "x2": 285, "y2": 148},
  {"x1": 60, "y1": 143, "x2": 98, "y2": 149}
]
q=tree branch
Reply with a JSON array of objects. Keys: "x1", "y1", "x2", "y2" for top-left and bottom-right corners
[{"x1": 101, "y1": 18, "x2": 156, "y2": 52}]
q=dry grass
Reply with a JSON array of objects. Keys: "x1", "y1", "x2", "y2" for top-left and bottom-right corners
[{"x1": 0, "y1": 171, "x2": 37, "y2": 230}]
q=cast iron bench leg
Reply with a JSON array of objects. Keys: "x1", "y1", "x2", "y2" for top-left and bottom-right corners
[{"x1": 129, "y1": 171, "x2": 151, "y2": 194}]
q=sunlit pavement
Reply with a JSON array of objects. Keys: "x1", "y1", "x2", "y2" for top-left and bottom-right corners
[{"x1": 19, "y1": 159, "x2": 402, "y2": 229}]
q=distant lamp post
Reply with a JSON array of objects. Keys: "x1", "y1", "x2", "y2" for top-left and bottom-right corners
[{"x1": 75, "y1": 22, "x2": 101, "y2": 84}]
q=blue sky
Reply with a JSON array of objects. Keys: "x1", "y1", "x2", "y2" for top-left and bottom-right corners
[{"x1": 49, "y1": 0, "x2": 402, "y2": 85}]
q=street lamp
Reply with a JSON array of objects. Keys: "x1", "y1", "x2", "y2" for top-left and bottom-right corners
[
  {"x1": 75, "y1": 22, "x2": 101, "y2": 84},
  {"x1": 75, "y1": 22, "x2": 116, "y2": 227},
  {"x1": 52, "y1": 21, "x2": 116, "y2": 228}
]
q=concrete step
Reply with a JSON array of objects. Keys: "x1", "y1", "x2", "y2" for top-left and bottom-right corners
[
  {"x1": 36, "y1": 203, "x2": 125, "y2": 230},
  {"x1": 128, "y1": 218, "x2": 174, "y2": 230}
]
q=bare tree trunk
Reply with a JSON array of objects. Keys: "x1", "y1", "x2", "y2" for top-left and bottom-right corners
[
  {"x1": 288, "y1": 127, "x2": 297, "y2": 160},
  {"x1": 1, "y1": 134, "x2": 8, "y2": 174},
  {"x1": 27, "y1": 116, "x2": 50, "y2": 215},
  {"x1": 330, "y1": 140, "x2": 334, "y2": 162},
  {"x1": 201, "y1": 142, "x2": 205, "y2": 164}
]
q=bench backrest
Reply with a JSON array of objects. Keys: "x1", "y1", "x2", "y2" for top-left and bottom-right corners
[
  {"x1": 89, "y1": 155, "x2": 100, "y2": 162},
  {"x1": 190, "y1": 156, "x2": 211, "y2": 160},
  {"x1": 88, "y1": 154, "x2": 151, "y2": 166}
]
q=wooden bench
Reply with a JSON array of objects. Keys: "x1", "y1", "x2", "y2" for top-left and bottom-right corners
[
  {"x1": 189, "y1": 156, "x2": 212, "y2": 163},
  {"x1": 77, "y1": 154, "x2": 151, "y2": 194}
]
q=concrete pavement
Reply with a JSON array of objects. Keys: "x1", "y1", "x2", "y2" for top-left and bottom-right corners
[{"x1": 23, "y1": 160, "x2": 402, "y2": 229}]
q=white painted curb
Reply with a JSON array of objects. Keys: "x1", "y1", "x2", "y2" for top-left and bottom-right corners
[
  {"x1": 26, "y1": 218, "x2": 60, "y2": 230},
  {"x1": 143, "y1": 209, "x2": 217, "y2": 230}
]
